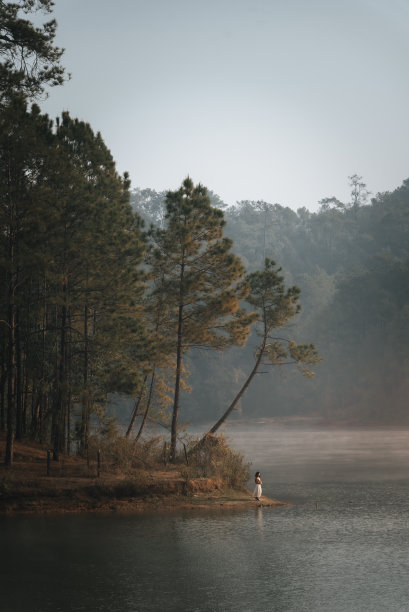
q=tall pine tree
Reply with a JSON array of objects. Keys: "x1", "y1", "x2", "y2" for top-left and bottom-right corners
[{"x1": 147, "y1": 178, "x2": 256, "y2": 461}]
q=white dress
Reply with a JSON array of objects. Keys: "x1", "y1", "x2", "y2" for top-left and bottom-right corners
[{"x1": 253, "y1": 481, "x2": 262, "y2": 498}]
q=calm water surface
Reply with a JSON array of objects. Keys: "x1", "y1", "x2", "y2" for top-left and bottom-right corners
[{"x1": 2, "y1": 426, "x2": 409, "y2": 612}]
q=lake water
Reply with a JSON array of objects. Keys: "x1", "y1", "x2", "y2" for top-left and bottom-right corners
[{"x1": 2, "y1": 425, "x2": 409, "y2": 611}]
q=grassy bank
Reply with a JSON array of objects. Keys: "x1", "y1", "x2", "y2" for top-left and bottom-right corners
[{"x1": 0, "y1": 436, "x2": 286, "y2": 515}]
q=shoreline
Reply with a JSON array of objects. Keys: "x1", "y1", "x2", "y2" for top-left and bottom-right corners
[
  {"x1": 0, "y1": 479, "x2": 288, "y2": 516},
  {"x1": 0, "y1": 495, "x2": 288, "y2": 517},
  {"x1": 0, "y1": 437, "x2": 288, "y2": 517}
]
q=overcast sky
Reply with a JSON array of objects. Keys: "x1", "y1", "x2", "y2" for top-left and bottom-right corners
[{"x1": 41, "y1": 0, "x2": 409, "y2": 211}]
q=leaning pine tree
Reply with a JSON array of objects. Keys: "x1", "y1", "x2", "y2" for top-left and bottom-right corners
[
  {"x1": 204, "y1": 259, "x2": 321, "y2": 437},
  {"x1": 147, "y1": 178, "x2": 257, "y2": 462}
]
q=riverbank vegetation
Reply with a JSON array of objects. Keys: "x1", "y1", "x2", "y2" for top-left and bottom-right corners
[
  {"x1": 0, "y1": 433, "x2": 270, "y2": 514},
  {"x1": 0, "y1": 2, "x2": 318, "y2": 469},
  {"x1": 2, "y1": 1, "x2": 409, "y2": 481}
]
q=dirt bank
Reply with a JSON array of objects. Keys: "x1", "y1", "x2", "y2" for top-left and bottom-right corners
[{"x1": 0, "y1": 438, "x2": 287, "y2": 515}]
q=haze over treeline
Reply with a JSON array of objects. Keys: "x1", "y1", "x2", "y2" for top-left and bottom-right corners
[
  {"x1": 132, "y1": 176, "x2": 409, "y2": 425},
  {"x1": 1, "y1": 1, "x2": 316, "y2": 466},
  {"x1": 2, "y1": 1, "x2": 409, "y2": 470}
]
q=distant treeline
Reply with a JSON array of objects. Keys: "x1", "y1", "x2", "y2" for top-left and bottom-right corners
[
  {"x1": 0, "y1": 0, "x2": 318, "y2": 465},
  {"x1": 132, "y1": 177, "x2": 409, "y2": 425},
  {"x1": 2, "y1": 1, "x2": 408, "y2": 471}
]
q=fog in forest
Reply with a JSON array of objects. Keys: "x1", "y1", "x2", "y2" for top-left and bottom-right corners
[
  {"x1": 3, "y1": 1, "x2": 409, "y2": 463},
  {"x1": 131, "y1": 177, "x2": 409, "y2": 429},
  {"x1": 3, "y1": 5, "x2": 409, "y2": 610}
]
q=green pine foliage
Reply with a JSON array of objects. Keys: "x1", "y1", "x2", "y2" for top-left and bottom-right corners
[
  {"x1": 223, "y1": 178, "x2": 409, "y2": 424},
  {"x1": 0, "y1": 0, "x2": 67, "y2": 101},
  {"x1": 204, "y1": 259, "x2": 320, "y2": 436},
  {"x1": 146, "y1": 178, "x2": 257, "y2": 461},
  {"x1": 0, "y1": 100, "x2": 146, "y2": 465},
  {"x1": 4, "y1": 0, "x2": 408, "y2": 464},
  {"x1": 137, "y1": 176, "x2": 409, "y2": 426}
]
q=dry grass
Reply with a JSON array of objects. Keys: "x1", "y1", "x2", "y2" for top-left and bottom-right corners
[
  {"x1": 0, "y1": 433, "x2": 286, "y2": 515},
  {"x1": 182, "y1": 434, "x2": 250, "y2": 489}
]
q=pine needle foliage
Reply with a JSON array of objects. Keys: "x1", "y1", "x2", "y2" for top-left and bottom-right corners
[{"x1": 147, "y1": 178, "x2": 257, "y2": 461}]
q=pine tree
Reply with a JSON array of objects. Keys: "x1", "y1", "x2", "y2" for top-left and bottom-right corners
[
  {"x1": 205, "y1": 259, "x2": 321, "y2": 435},
  {"x1": 47, "y1": 112, "x2": 145, "y2": 458},
  {"x1": 0, "y1": 0, "x2": 66, "y2": 101},
  {"x1": 0, "y1": 97, "x2": 56, "y2": 465},
  {"x1": 147, "y1": 178, "x2": 256, "y2": 461},
  {"x1": 0, "y1": 102, "x2": 146, "y2": 464}
]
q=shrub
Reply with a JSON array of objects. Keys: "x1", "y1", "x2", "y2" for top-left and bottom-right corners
[
  {"x1": 87, "y1": 435, "x2": 166, "y2": 474},
  {"x1": 184, "y1": 434, "x2": 250, "y2": 489}
]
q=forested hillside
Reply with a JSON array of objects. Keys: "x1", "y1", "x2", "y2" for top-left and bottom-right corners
[{"x1": 132, "y1": 176, "x2": 409, "y2": 425}]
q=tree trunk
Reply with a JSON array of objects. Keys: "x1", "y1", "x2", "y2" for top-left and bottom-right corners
[
  {"x1": 170, "y1": 302, "x2": 184, "y2": 462},
  {"x1": 5, "y1": 161, "x2": 16, "y2": 466},
  {"x1": 80, "y1": 300, "x2": 89, "y2": 456},
  {"x1": 15, "y1": 307, "x2": 23, "y2": 439},
  {"x1": 134, "y1": 370, "x2": 156, "y2": 443},
  {"x1": 52, "y1": 295, "x2": 67, "y2": 461},
  {"x1": 30, "y1": 380, "x2": 39, "y2": 438},
  {"x1": 125, "y1": 374, "x2": 148, "y2": 437},
  {"x1": 5, "y1": 293, "x2": 16, "y2": 467},
  {"x1": 39, "y1": 392, "x2": 47, "y2": 444},
  {"x1": 206, "y1": 336, "x2": 267, "y2": 436},
  {"x1": 0, "y1": 368, "x2": 6, "y2": 432},
  {"x1": 22, "y1": 378, "x2": 28, "y2": 438}
]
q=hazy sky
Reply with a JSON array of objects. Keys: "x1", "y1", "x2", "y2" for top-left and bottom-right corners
[{"x1": 41, "y1": 0, "x2": 409, "y2": 211}]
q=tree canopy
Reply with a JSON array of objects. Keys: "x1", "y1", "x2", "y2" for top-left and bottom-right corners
[
  {"x1": 0, "y1": 0, "x2": 67, "y2": 101},
  {"x1": 146, "y1": 177, "x2": 256, "y2": 460},
  {"x1": 135, "y1": 175, "x2": 409, "y2": 427}
]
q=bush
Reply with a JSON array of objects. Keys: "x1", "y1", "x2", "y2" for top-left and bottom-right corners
[
  {"x1": 184, "y1": 434, "x2": 250, "y2": 489},
  {"x1": 87, "y1": 435, "x2": 166, "y2": 474}
]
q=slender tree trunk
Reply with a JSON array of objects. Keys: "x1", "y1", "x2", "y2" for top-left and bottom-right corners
[
  {"x1": 30, "y1": 380, "x2": 38, "y2": 438},
  {"x1": 134, "y1": 369, "x2": 156, "y2": 443},
  {"x1": 22, "y1": 378, "x2": 28, "y2": 437},
  {"x1": 66, "y1": 390, "x2": 71, "y2": 455},
  {"x1": 80, "y1": 299, "x2": 89, "y2": 456},
  {"x1": 35, "y1": 278, "x2": 47, "y2": 442},
  {"x1": 65, "y1": 307, "x2": 73, "y2": 455},
  {"x1": 52, "y1": 293, "x2": 67, "y2": 461},
  {"x1": 125, "y1": 374, "x2": 148, "y2": 437},
  {"x1": 170, "y1": 302, "x2": 184, "y2": 462},
  {"x1": 0, "y1": 332, "x2": 5, "y2": 431},
  {"x1": 169, "y1": 251, "x2": 185, "y2": 463},
  {"x1": 15, "y1": 307, "x2": 23, "y2": 439},
  {"x1": 5, "y1": 159, "x2": 16, "y2": 466},
  {"x1": 206, "y1": 336, "x2": 267, "y2": 437},
  {"x1": 5, "y1": 288, "x2": 16, "y2": 466},
  {"x1": 39, "y1": 392, "x2": 47, "y2": 444},
  {"x1": 0, "y1": 368, "x2": 6, "y2": 432}
]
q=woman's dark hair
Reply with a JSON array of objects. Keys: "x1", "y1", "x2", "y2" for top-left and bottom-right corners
[{"x1": 255, "y1": 471, "x2": 261, "y2": 478}]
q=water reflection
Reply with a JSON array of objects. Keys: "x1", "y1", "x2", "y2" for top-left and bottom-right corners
[
  {"x1": 255, "y1": 506, "x2": 264, "y2": 540},
  {"x1": 3, "y1": 427, "x2": 409, "y2": 611}
]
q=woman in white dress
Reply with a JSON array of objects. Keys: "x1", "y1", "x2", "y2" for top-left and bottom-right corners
[{"x1": 253, "y1": 471, "x2": 262, "y2": 501}]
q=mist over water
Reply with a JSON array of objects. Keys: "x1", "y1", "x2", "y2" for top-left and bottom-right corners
[
  {"x1": 224, "y1": 422, "x2": 409, "y2": 484},
  {"x1": 3, "y1": 425, "x2": 409, "y2": 612}
]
